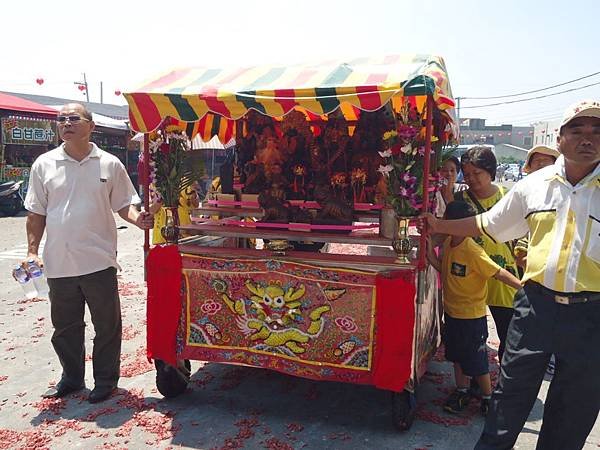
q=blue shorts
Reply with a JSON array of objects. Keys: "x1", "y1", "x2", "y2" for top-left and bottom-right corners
[{"x1": 443, "y1": 314, "x2": 489, "y2": 377}]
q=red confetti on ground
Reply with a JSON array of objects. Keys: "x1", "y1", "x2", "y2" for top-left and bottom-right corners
[
  {"x1": 218, "y1": 367, "x2": 247, "y2": 390},
  {"x1": 31, "y1": 397, "x2": 67, "y2": 415},
  {"x1": 326, "y1": 431, "x2": 352, "y2": 441},
  {"x1": 118, "y1": 280, "x2": 145, "y2": 297},
  {"x1": 213, "y1": 415, "x2": 261, "y2": 450},
  {"x1": 193, "y1": 371, "x2": 215, "y2": 388},
  {"x1": 286, "y1": 423, "x2": 304, "y2": 433},
  {"x1": 50, "y1": 418, "x2": 85, "y2": 437},
  {"x1": 0, "y1": 429, "x2": 21, "y2": 450},
  {"x1": 304, "y1": 384, "x2": 319, "y2": 401},
  {"x1": 120, "y1": 348, "x2": 153, "y2": 377},
  {"x1": 122, "y1": 324, "x2": 141, "y2": 340},
  {"x1": 80, "y1": 429, "x2": 99, "y2": 439},
  {"x1": 415, "y1": 405, "x2": 473, "y2": 427},
  {"x1": 263, "y1": 437, "x2": 295, "y2": 450},
  {"x1": 133, "y1": 410, "x2": 181, "y2": 445},
  {"x1": 16, "y1": 297, "x2": 46, "y2": 304},
  {"x1": 422, "y1": 371, "x2": 450, "y2": 385},
  {"x1": 84, "y1": 407, "x2": 118, "y2": 421},
  {"x1": 0, "y1": 427, "x2": 52, "y2": 450},
  {"x1": 96, "y1": 444, "x2": 128, "y2": 450},
  {"x1": 115, "y1": 418, "x2": 136, "y2": 438},
  {"x1": 116, "y1": 388, "x2": 153, "y2": 412}
]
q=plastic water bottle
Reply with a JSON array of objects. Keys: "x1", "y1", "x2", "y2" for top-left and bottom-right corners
[
  {"x1": 12, "y1": 265, "x2": 38, "y2": 299},
  {"x1": 26, "y1": 259, "x2": 49, "y2": 298}
]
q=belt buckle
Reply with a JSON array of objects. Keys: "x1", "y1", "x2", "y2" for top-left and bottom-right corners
[{"x1": 554, "y1": 295, "x2": 570, "y2": 305}]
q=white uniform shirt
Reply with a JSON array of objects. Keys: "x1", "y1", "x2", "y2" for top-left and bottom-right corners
[
  {"x1": 477, "y1": 155, "x2": 600, "y2": 293},
  {"x1": 25, "y1": 143, "x2": 140, "y2": 278}
]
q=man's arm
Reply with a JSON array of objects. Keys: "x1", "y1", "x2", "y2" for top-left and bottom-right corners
[
  {"x1": 118, "y1": 204, "x2": 154, "y2": 230},
  {"x1": 493, "y1": 268, "x2": 522, "y2": 290},
  {"x1": 420, "y1": 213, "x2": 481, "y2": 237},
  {"x1": 26, "y1": 212, "x2": 46, "y2": 267}
]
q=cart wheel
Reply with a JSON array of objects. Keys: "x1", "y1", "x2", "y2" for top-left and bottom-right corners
[
  {"x1": 392, "y1": 390, "x2": 417, "y2": 432},
  {"x1": 155, "y1": 359, "x2": 191, "y2": 398}
]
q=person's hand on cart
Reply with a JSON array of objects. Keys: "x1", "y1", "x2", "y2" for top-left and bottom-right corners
[
  {"x1": 419, "y1": 212, "x2": 441, "y2": 234},
  {"x1": 135, "y1": 210, "x2": 155, "y2": 230}
]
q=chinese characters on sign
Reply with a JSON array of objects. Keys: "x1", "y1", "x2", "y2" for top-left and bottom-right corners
[{"x1": 1, "y1": 117, "x2": 58, "y2": 145}]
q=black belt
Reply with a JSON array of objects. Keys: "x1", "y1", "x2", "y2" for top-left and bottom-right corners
[{"x1": 527, "y1": 281, "x2": 600, "y2": 305}]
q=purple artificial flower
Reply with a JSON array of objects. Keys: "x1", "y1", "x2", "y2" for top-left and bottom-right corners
[{"x1": 397, "y1": 125, "x2": 418, "y2": 141}]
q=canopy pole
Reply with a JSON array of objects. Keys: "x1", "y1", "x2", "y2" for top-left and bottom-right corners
[
  {"x1": 418, "y1": 95, "x2": 435, "y2": 271},
  {"x1": 143, "y1": 133, "x2": 150, "y2": 280}
]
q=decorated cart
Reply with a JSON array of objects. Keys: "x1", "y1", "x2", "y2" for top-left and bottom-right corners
[{"x1": 124, "y1": 54, "x2": 457, "y2": 430}]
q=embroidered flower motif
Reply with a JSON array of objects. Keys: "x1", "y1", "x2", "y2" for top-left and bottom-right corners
[
  {"x1": 334, "y1": 316, "x2": 358, "y2": 333},
  {"x1": 200, "y1": 300, "x2": 222, "y2": 316}
]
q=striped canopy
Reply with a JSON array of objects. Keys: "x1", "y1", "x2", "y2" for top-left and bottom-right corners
[{"x1": 125, "y1": 54, "x2": 455, "y2": 138}]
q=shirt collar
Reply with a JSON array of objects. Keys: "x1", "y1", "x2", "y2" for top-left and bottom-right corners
[
  {"x1": 545, "y1": 155, "x2": 600, "y2": 187},
  {"x1": 55, "y1": 142, "x2": 100, "y2": 162}
]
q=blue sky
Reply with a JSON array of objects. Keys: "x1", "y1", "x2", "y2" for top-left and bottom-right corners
[{"x1": 2, "y1": 0, "x2": 598, "y2": 125}]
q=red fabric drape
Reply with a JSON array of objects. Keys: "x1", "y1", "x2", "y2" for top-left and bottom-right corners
[
  {"x1": 372, "y1": 272, "x2": 416, "y2": 392},
  {"x1": 146, "y1": 245, "x2": 182, "y2": 366}
]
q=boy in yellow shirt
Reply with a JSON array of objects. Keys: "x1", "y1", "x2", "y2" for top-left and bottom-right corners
[{"x1": 428, "y1": 201, "x2": 522, "y2": 415}]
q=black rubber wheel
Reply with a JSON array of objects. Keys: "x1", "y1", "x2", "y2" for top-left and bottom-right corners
[
  {"x1": 392, "y1": 390, "x2": 417, "y2": 431},
  {"x1": 155, "y1": 359, "x2": 191, "y2": 398}
]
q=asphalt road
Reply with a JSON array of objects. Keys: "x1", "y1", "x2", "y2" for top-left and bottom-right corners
[{"x1": 0, "y1": 208, "x2": 598, "y2": 449}]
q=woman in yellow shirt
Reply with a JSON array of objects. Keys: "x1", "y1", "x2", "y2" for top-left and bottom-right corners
[{"x1": 454, "y1": 146, "x2": 518, "y2": 364}]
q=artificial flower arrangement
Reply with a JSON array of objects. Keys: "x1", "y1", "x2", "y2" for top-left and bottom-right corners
[
  {"x1": 350, "y1": 167, "x2": 367, "y2": 203},
  {"x1": 148, "y1": 125, "x2": 204, "y2": 208},
  {"x1": 377, "y1": 102, "x2": 441, "y2": 217}
]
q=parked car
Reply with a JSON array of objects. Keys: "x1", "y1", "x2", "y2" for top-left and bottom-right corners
[{"x1": 503, "y1": 167, "x2": 521, "y2": 181}]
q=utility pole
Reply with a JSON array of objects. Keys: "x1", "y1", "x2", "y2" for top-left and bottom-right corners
[
  {"x1": 100, "y1": 81, "x2": 104, "y2": 104},
  {"x1": 74, "y1": 73, "x2": 90, "y2": 103},
  {"x1": 455, "y1": 96, "x2": 462, "y2": 145}
]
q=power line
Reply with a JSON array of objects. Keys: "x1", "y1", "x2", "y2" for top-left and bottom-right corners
[
  {"x1": 460, "y1": 80, "x2": 600, "y2": 109},
  {"x1": 461, "y1": 70, "x2": 600, "y2": 100}
]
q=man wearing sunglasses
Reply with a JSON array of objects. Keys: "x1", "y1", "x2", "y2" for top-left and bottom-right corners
[{"x1": 23, "y1": 103, "x2": 154, "y2": 403}]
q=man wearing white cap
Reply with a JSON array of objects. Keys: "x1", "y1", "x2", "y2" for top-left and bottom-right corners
[{"x1": 421, "y1": 100, "x2": 600, "y2": 449}]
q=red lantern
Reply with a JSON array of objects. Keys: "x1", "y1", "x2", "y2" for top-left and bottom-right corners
[
  {"x1": 114, "y1": 90, "x2": 121, "y2": 96},
  {"x1": 35, "y1": 78, "x2": 44, "y2": 85},
  {"x1": 78, "y1": 85, "x2": 86, "y2": 91}
]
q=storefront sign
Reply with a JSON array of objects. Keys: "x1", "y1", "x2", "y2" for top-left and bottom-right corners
[
  {"x1": 1, "y1": 116, "x2": 57, "y2": 145},
  {"x1": 3, "y1": 166, "x2": 30, "y2": 178}
]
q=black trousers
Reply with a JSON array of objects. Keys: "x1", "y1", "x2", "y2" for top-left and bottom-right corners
[
  {"x1": 488, "y1": 305, "x2": 513, "y2": 364},
  {"x1": 47, "y1": 267, "x2": 122, "y2": 389},
  {"x1": 475, "y1": 282, "x2": 600, "y2": 450}
]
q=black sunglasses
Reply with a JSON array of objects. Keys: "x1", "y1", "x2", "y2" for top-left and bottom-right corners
[{"x1": 57, "y1": 115, "x2": 90, "y2": 124}]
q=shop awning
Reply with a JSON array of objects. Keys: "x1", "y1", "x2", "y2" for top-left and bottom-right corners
[
  {"x1": 124, "y1": 54, "x2": 455, "y2": 133},
  {"x1": 0, "y1": 92, "x2": 59, "y2": 117}
]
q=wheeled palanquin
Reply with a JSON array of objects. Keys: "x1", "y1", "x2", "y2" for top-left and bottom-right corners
[{"x1": 124, "y1": 54, "x2": 457, "y2": 430}]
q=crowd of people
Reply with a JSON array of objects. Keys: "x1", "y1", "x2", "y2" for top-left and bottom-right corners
[
  {"x1": 18, "y1": 99, "x2": 600, "y2": 449},
  {"x1": 425, "y1": 99, "x2": 600, "y2": 449}
]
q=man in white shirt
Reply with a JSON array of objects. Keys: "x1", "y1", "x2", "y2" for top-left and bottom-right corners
[
  {"x1": 422, "y1": 100, "x2": 600, "y2": 450},
  {"x1": 24, "y1": 103, "x2": 153, "y2": 403}
]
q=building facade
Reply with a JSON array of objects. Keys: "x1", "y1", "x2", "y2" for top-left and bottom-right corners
[{"x1": 459, "y1": 118, "x2": 534, "y2": 148}]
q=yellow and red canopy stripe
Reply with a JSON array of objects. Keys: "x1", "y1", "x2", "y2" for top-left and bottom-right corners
[{"x1": 125, "y1": 54, "x2": 455, "y2": 134}]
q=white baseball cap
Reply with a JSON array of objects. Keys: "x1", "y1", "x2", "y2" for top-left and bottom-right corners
[{"x1": 560, "y1": 100, "x2": 600, "y2": 129}]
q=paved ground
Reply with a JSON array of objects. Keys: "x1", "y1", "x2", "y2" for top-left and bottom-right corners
[{"x1": 0, "y1": 209, "x2": 598, "y2": 449}]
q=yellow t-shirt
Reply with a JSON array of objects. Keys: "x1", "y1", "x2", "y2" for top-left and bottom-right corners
[
  {"x1": 152, "y1": 189, "x2": 195, "y2": 245},
  {"x1": 456, "y1": 187, "x2": 518, "y2": 308},
  {"x1": 442, "y1": 237, "x2": 502, "y2": 319}
]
